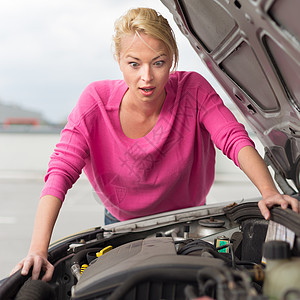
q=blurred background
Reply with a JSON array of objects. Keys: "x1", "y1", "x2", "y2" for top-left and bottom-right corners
[{"x1": 0, "y1": 0, "x2": 263, "y2": 279}]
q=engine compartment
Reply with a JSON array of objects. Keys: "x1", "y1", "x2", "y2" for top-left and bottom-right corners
[
  {"x1": 70, "y1": 214, "x2": 268, "y2": 300},
  {"x1": 2, "y1": 202, "x2": 300, "y2": 300}
]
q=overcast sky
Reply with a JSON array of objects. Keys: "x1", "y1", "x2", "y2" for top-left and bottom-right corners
[{"x1": 0, "y1": 0, "x2": 228, "y2": 123}]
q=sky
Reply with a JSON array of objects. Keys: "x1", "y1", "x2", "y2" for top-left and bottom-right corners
[{"x1": 0, "y1": 0, "x2": 229, "y2": 123}]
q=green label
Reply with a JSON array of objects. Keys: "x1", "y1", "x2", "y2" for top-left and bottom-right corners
[{"x1": 218, "y1": 240, "x2": 229, "y2": 253}]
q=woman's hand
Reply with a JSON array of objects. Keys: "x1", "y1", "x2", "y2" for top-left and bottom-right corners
[
  {"x1": 237, "y1": 146, "x2": 300, "y2": 220},
  {"x1": 10, "y1": 251, "x2": 54, "y2": 281},
  {"x1": 258, "y1": 192, "x2": 299, "y2": 220}
]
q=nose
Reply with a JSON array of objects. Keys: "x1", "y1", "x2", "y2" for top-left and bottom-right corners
[{"x1": 141, "y1": 65, "x2": 153, "y2": 82}]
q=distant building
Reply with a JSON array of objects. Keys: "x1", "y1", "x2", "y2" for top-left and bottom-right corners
[{"x1": 0, "y1": 102, "x2": 45, "y2": 127}]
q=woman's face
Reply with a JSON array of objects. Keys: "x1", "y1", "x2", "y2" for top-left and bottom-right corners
[{"x1": 118, "y1": 32, "x2": 173, "y2": 106}]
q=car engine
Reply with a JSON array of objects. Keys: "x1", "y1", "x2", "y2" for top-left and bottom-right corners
[{"x1": 2, "y1": 201, "x2": 300, "y2": 300}]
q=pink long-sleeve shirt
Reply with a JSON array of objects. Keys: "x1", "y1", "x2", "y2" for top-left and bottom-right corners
[{"x1": 41, "y1": 71, "x2": 254, "y2": 221}]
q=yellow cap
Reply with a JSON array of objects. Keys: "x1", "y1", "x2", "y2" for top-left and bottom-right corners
[{"x1": 96, "y1": 245, "x2": 113, "y2": 257}]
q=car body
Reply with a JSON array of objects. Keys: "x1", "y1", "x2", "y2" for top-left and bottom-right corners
[{"x1": 0, "y1": 0, "x2": 299, "y2": 299}]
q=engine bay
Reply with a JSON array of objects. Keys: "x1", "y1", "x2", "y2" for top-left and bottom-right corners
[{"x1": 2, "y1": 201, "x2": 300, "y2": 300}]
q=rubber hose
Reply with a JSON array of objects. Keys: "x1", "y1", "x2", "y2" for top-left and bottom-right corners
[{"x1": 15, "y1": 279, "x2": 55, "y2": 300}]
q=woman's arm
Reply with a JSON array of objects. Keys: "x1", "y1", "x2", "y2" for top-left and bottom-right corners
[
  {"x1": 238, "y1": 146, "x2": 299, "y2": 219},
  {"x1": 10, "y1": 195, "x2": 62, "y2": 281}
]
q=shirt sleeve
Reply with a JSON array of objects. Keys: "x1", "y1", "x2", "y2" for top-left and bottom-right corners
[
  {"x1": 40, "y1": 87, "x2": 93, "y2": 202},
  {"x1": 198, "y1": 81, "x2": 255, "y2": 167}
]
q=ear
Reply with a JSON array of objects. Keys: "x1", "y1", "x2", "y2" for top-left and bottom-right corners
[
  {"x1": 113, "y1": 53, "x2": 122, "y2": 72},
  {"x1": 118, "y1": 59, "x2": 124, "y2": 73}
]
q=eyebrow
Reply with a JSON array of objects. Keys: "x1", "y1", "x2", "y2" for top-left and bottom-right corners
[{"x1": 125, "y1": 54, "x2": 167, "y2": 61}]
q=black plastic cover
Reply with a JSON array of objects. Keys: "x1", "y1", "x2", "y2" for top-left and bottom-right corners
[
  {"x1": 263, "y1": 240, "x2": 291, "y2": 260},
  {"x1": 72, "y1": 237, "x2": 224, "y2": 299}
]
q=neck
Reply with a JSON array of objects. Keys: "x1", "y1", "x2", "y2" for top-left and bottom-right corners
[{"x1": 123, "y1": 89, "x2": 166, "y2": 118}]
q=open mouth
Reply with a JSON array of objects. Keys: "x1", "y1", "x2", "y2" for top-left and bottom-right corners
[
  {"x1": 140, "y1": 87, "x2": 155, "y2": 92},
  {"x1": 139, "y1": 87, "x2": 155, "y2": 96}
]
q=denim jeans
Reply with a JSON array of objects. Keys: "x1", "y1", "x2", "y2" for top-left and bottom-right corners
[{"x1": 104, "y1": 208, "x2": 120, "y2": 225}]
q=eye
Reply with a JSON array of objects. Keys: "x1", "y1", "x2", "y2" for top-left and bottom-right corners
[
  {"x1": 129, "y1": 62, "x2": 139, "y2": 68},
  {"x1": 154, "y1": 60, "x2": 165, "y2": 67}
]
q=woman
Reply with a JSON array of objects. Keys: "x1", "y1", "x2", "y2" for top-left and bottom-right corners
[{"x1": 11, "y1": 7, "x2": 298, "y2": 282}]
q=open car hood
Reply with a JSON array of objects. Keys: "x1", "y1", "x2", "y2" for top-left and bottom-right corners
[{"x1": 161, "y1": 0, "x2": 300, "y2": 194}]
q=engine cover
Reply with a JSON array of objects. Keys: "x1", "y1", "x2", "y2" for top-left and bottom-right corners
[{"x1": 72, "y1": 237, "x2": 224, "y2": 299}]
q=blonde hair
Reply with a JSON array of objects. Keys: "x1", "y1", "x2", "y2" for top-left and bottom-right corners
[{"x1": 113, "y1": 7, "x2": 178, "y2": 72}]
